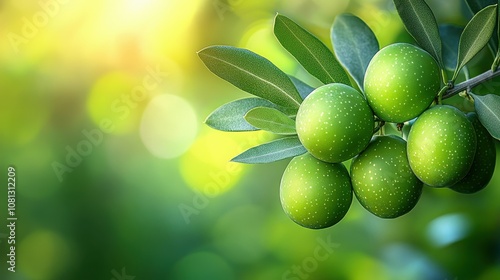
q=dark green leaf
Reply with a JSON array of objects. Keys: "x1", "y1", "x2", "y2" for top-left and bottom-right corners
[
  {"x1": 245, "y1": 107, "x2": 296, "y2": 135},
  {"x1": 231, "y1": 136, "x2": 307, "y2": 164},
  {"x1": 198, "y1": 45, "x2": 302, "y2": 109},
  {"x1": 273, "y1": 14, "x2": 351, "y2": 86},
  {"x1": 289, "y1": 76, "x2": 315, "y2": 100},
  {"x1": 439, "y1": 24, "x2": 463, "y2": 71},
  {"x1": 393, "y1": 0, "x2": 444, "y2": 67},
  {"x1": 453, "y1": 5, "x2": 497, "y2": 81},
  {"x1": 205, "y1": 98, "x2": 297, "y2": 132},
  {"x1": 466, "y1": 0, "x2": 496, "y2": 14},
  {"x1": 331, "y1": 13, "x2": 379, "y2": 91},
  {"x1": 472, "y1": 93, "x2": 500, "y2": 140}
]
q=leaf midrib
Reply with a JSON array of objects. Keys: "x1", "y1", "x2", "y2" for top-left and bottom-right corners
[
  {"x1": 278, "y1": 16, "x2": 335, "y2": 83},
  {"x1": 406, "y1": 0, "x2": 440, "y2": 60},
  {"x1": 237, "y1": 141, "x2": 304, "y2": 162},
  {"x1": 201, "y1": 52, "x2": 301, "y2": 107},
  {"x1": 246, "y1": 115, "x2": 295, "y2": 130},
  {"x1": 459, "y1": 7, "x2": 496, "y2": 69},
  {"x1": 476, "y1": 96, "x2": 500, "y2": 123}
]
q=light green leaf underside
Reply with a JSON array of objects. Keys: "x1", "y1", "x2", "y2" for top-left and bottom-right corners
[
  {"x1": 472, "y1": 93, "x2": 500, "y2": 140},
  {"x1": 231, "y1": 136, "x2": 307, "y2": 164},
  {"x1": 205, "y1": 98, "x2": 297, "y2": 132},
  {"x1": 245, "y1": 107, "x2": 296, "y2": 135}
]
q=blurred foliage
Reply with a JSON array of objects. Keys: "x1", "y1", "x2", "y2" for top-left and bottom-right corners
[{"x1": 0, "y1": 0, "x2": 499, "y2": 279}]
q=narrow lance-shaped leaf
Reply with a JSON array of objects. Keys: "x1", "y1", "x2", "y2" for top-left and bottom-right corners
[
  {"x1": 289, "y1": 76, "x2": 315, "y2": 100},
  {"x1": 453, "y1": 5, "x2": 497, "y2": 81},
  {"x1": 393, "y1": 0, "x2": 444, "y2": 68},
  {"x1": 331, "y1": 13, "x2": 379, "y2": 91},
  {"x1": 439, "y1": 24, "x2": 463, "y2": 71},
  {"x1": 205, "y1": 98, "x2": 297, "y2": 132},
  {"x1": 273, "y1": 14, "x2": 351, "y2": 86},
  {"x1": 231, "y1": 136, "x2": 307, "y2": 164},
  {"x1": 198, "y1": 46, "x2": 302, "y2": 109},
  {"x1": 245, "y1": 107, "x2": 296, "y2": 135},
  {"x1": 471, "y1": 93, "x2": 500, "y2": 140},
  {"x1": 465, "y1": 0, "x2": 498, "y2": 52}
]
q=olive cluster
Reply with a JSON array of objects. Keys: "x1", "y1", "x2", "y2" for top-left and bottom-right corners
[{"x1": 280, "y1": 43, "x2": 497, "y2": 229}]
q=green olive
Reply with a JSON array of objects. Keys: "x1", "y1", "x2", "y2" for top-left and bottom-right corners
[
  {"x1": 407, "y1": 105, "x2": 477, "y2": 187},
  {"x1": 364, "y1": 43, "x2": 440, "y2": 123},
  {"x1": 351, "y1": 135, "x2": 423, "y2": 218},
  {"x1": 280, "y1": 153, "x2": 352, "y2": 229},
  {"x1": 296, "y1": 83, "x2": 374, "y2": 163}
]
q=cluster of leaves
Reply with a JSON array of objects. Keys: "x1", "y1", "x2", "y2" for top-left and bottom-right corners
[{"x1": 199, "y1": 0, "x2": 500, "y2": 164}]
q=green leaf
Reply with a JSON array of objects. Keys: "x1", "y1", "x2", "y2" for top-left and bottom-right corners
[
  {"x1": 273, "y1": 14, "x2": 351, "y2": 86},
  {"x1": 289, "y1": 76, "x2": 315, "y2": 100},
  {"x1": 198, "y1": 45, "x2": 302, "y2": 109},
  {"x1": 467, "y1": 0, "x2": 499, "y2": 54},
  {"x1": 331, "y1": 13, "x2": 379, "y2": 91},
  {"x1": 393, "y1": 0, "x2": 444, "y2": 68},
  {"x1": 245, "y1": 107, "x2": 296, "y2": 135},
  {"x1": 439, "y1": 24, "x2": 463, "y2": 71},
  {"x1": 466, "y1": 0, "x2": 497, "y2": 14},
  {"x1": 472, "y1": 93, "x2": 500, "y2": 140},
  {"x1": 453, "y1": 5, "x2": 497, "y2": 81},
  {"x1": 231, "y1": 136, "x2": 307, "y2": 164},
  {"x1": 205, "y1": 98, "x2": 297, "y2": 132}
]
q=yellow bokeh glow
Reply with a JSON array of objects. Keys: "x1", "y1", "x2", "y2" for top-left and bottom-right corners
[
  {"x1": 180, "y1": 130, "x2": 273, "y2": 197},
  {"x1": 140, "y1": 94, "x2": 198, "y2": 159},
  {"x1": 87, "y1": 71, "x2": 149, "y2": 134},
  {"x1": 18, "y1": 230, "x2": 74, "y2": 280}
]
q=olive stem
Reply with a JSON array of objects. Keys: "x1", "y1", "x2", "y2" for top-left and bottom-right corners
[
  {"x1": 437, "y1": 85, "x2": 450, "y2": 105},
  {"x1": 373, "y1": 121, "x2": 385, "y2": 135},
  {"x1": 443, "y1": 68, "x2": 500, "y2": 99}
]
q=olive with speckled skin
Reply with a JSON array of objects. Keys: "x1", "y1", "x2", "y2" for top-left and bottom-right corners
[
  {"x1": 407, "y1": 105, "x2": 477, "y2": 187},
  {"x1": 351, "y1": 135, "x2": 423, "y2": 218},
  {"x1": 296, "y1": 83, "x2": 374, "y2": 163},
  {"x1": 364, "y1": 43, "x2": 440, "y2": 123},
  {"x1": 449, "y1": 112, "x2": 496, "y2": 194},
  {"x1": 280, "y1": 153, "x2": 353, "y2": 229}
]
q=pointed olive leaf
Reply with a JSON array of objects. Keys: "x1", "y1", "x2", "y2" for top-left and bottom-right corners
[
  {"x1": 465, "y1": 0, "x2": 498, "y2": 52},
  {"x1": 273, "y1": 14, "x2": 351, "y2": 86},
  {"x1": 453, "y1": 5, "x2": 497, "y2": 81},
  {"x1": 331, "y1": 13, "x2": 379, "y2": 91},
  {"x1": 289, "y1": 76, "x2": 315, "y2": 100},
  {"x1": 205, "y1": 98, "x2": 297, "y2": 132},
  {"x1": 393, "y1": 0, "x2": 444, "y2": 67},
  {"x1": 244, "y1": 107, "x2": 296, "y2": 135},
  {"x1": 198, "y1": 46, "x2": 302, "y2": 109},
  {"x1": 231, "y1": 136, "x2": 307, "y2": 164},
  {"x1": 439, "y1": 24, "x2": 463, "y2": 71},
  {"x1": 472, "y1": 93, "x2": 500, "y2": 140}
]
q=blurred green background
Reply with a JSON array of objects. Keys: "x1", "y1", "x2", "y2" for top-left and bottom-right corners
[{"x1": 0, "y1": 0, "x2": 499, "y2": 279}]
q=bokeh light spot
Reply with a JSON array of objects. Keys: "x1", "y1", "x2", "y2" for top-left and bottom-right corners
[
  {"x1": 0, "y1": 72, "x2": 48, "y2": 146},
  {"x1": 18, "y1": 230, "x2": 74, "y2": 280},
  {"x1": 426, "y1": 213, "x2": 471, "y2": 247},
  {"x1": 87, "y1": 71, "x2": 147, "y2": 134},
  {"x1": 240, "y1": 20, "x2": 296, "y2": 73},
  {"x1": 180, "y1": 130, "x2": 272, "y2": 197},
  {"x1": 140, "y1": 94, "x2": 198, "y2": 159}
]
